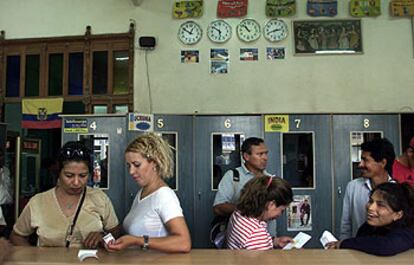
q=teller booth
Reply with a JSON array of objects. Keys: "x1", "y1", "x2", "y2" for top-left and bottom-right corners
[
  {"x1": 60, "y1": 114, "x2": 128, "y2": 219},
  {"x1": 264, "y1": 114, "x2": 332, "y2": 248},
  {"x1": 332, "y1": 114, "x2": 400, "y2": 235},
  {"x1": 124, "y1": 114, "x2": 195, "y2": 244},
  {"x1": 193, "y1": 115, "x2": 263, "y2": 248}
]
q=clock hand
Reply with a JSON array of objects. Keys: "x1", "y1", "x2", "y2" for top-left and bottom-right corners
[
  {"x1": 243, "y1": 25, "x2": 251, "y2": 32},
  {"x1": 183, "y1": 28, "x2": 193, "y2": 35},
  {"x1": 213, "y1": 26, "x2": 221, "y2": 36},
  {"x1": 212, "y1": 26, "x2": 222, "y2": 35},
  {"x1": 268, "y1": 27, "x2": 282, "y2": 34}
]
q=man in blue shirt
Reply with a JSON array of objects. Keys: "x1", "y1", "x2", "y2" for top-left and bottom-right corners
[{"x1": 213, "y1": 137, "x2": 270, "y2": 217}]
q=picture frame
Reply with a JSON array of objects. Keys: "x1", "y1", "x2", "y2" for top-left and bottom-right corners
[{"x1": 293, "y1": 19, "x2": 362, "y2": 55}]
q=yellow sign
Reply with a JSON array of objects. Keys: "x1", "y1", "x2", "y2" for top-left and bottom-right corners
[{"x1": 264, "y1": 115, "x2": 289, "y2": 132}]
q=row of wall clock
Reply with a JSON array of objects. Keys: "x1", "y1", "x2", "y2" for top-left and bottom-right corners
[{"x1": 178, "y1": 18, "x2": 288, "y2": 45}]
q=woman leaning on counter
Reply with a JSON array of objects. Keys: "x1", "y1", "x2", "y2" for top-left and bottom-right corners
[
  {"x1": 10, "y1": 141, "x2": 119, "y2": 248},
  {"x1": 327, "y1": 182, "x2": 414, "y2": 256},
  {"x1": 107, "y1": 133, "x2": 191, "y2": 253}
]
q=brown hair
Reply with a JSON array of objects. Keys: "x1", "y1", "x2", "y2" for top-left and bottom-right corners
[{"x1": 237, "y1": 176, "x2": 293, "y2": 218}]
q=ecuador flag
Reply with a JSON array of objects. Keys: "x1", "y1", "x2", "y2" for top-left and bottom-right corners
[{"x1": 21, "y1": 98, "x2": 63, "y2": 129}]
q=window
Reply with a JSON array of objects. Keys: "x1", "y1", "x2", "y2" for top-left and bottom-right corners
[{"x1": 0, "y1": 25, "x2": 134, "y2": 114}]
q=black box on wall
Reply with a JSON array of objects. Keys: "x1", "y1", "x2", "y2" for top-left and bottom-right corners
[{"x1": 139, "y1": 36, "x2": 156, "y2": 49}]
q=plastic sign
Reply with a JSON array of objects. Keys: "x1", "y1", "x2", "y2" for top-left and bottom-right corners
[
  {"x1": 128, "y1": 113, "x2": 154, "y2": 132},
  {"x1": 265, "y1": 115, "x2": 289, "y2": 132}
]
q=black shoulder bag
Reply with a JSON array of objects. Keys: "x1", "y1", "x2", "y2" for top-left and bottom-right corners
[{"x1": 210, "y1": 168, "x2": 239, "y2": 249}]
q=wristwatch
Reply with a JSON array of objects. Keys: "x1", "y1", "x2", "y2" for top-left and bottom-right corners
[{"x1": 142, "y1": 235, "x2": 149, "y2": 250}]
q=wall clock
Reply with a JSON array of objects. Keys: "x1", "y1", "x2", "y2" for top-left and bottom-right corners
[
  {"x1": 236, "y1": 19, "x2": 261, "y2": 42},
  {"x1": 263, "y1": 19, "x2": 288, "y2": 42},
  {"x1": 207, "y1": 20, "x2": 232, "y2": 43},
  {"x1": 177, "y1": 21, "x2": 202, "y2": 45}
]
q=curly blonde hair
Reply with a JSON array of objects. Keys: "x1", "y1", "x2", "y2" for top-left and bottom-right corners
[{"x1": 125, "y1": 132, "x2": 174, "y2": 179}]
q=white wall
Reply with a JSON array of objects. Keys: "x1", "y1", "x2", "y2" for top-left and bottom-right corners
[{"x1": 1, "y1": 0, "x2": 413, "y2": 114}]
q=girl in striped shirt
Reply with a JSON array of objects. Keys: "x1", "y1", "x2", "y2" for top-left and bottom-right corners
[{"x1": 226, "y1": 176, "x2": 293, "y2": 250}]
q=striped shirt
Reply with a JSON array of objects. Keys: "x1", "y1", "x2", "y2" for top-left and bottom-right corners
[{"x1": 226, "y1": 210, "x2": 273, "y2": 250}]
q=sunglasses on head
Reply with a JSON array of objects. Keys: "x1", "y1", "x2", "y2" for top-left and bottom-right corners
[{"x1": 59, "y1": 147, "x2": 89, "y2": 160}]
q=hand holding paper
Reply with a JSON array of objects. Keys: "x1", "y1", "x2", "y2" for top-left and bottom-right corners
[
  {"x1": 282, "y1": 232, "x2": 311, "y2": 250},
  {"x1": 319, "y1": 230, "x2": 338, "y2": 249}
]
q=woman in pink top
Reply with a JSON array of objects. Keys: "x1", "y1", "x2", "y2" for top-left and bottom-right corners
[
  {"x1": 393, "y1": 136, "x2": 414, "y2": 186},
  {"x1": 226, "y1": 176, "x2": 293, "y2": 250}
]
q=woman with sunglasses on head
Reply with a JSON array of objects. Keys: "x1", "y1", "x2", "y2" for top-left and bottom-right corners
[
  {"x1": 327, "y1": 182, "x2": 414, "y2": 256},
  {"x1": 10, "y1": 141, "x2": 119, "y2": 248},
  {"x1": 226, "y1": 176, "x2": 294, "y2": 250},
  {"x1": 106, "y1": 133, "x2": 191, "y2": 253}
]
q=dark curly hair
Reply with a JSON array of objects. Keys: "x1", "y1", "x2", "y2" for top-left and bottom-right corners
[
  {"x1": 371, "y1": 182, "x2": 414, "y2": 228},
  {"x1": 237, "y1": 176, "x2": 293, "y2": 218}
]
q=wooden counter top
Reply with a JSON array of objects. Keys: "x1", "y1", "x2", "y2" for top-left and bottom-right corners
[{"x1": 3, "y1": 247, "x2": 414, "y2": 265}]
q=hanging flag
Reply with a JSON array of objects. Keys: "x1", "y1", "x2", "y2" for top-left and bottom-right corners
[
  {"x1": 307, "y1": 0, "x2": 337, "y2": 17},
  {"x1": 217, "y1": 0, "x2": 248, "y2": 18},
  {"x1": 173, "y1": 0, "x2": 203, "y2": 19},
  {"x1": 21, "y1": 98, "x2": 63, "y2": 129},
  {"x1": 350, "y1": 0, "x2": 381, "y2": 17},
  {"x1": 390, "y1": 0, "x2": 414, "y2": 16},
  {"x1": 266, "y1": 0, "x2": 296, "y2": 17}
]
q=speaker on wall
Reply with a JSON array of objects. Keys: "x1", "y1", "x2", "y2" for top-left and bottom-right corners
[{"x1": 139, "y1": 36, "x2": 156, "y2": 49}]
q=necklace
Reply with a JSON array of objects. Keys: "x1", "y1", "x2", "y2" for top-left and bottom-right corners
[
  {"x1": 65, "y1": 201, "x2": 75, "y2": 209},
  {"x1": 55, "y1": 187, "x2": 80, "y2": 211}
]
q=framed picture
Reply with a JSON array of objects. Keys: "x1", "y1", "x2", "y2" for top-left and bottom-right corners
[{"x1": 293, "y1": 19, "x2": 362, "y2": 55}]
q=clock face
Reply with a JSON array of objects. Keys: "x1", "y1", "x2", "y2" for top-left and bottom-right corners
[
  {"x1": 177, "y1": 21, "x2": 202, "y2": 45},
  {"x1": 263, "y1": 19, "x2": 288, "y2": 42},
  {"x1": 207, "y1": 20, "x2": 232, "y2": 43},
  {"x1": 236, "y1": 19, "x2": 261, "y2": 42}
]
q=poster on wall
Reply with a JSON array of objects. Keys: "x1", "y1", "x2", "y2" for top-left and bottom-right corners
[
  {"x1": 181, "y1": 50, "x2": 200, "y2": 63},
  {"x1": 266, "y1": 47, "x2": 285, "y2": 60},
  {"x1": 128, "y1": 113, "x2": 154, "y2": 131},
  {"x1": 264, "y1": 115, "x2": 289, "y2": 132},
  {"x1": 240, "y1": 48, "x2": 258, "y2": 61},
  {"x1": 210, "y1": 48, "x2": 229, "y2": 74},
  {"x1": 287, "y1": 195, "x2": 312, "y2": 231}
]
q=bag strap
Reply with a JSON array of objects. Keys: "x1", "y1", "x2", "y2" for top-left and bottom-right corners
[
  {"x1": 232, "y1": 168, "x2": 240, "y2": 182},
  {"x1": 65, "y1": 187, "x2": 87, "y2": 248}
]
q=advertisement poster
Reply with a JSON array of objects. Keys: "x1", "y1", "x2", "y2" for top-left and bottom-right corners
[
  {"x1": 181, "y1": 50, "x2": 199, "y2": 63},
  {"x1": 210, "y1": 48, "x2": 229, "y2": 74},
  {"x1": 63, "y1": 119, "x2": 88, "y2": 133},
  {"x1": 264, "y1": 115, "x2": 289, "y2": 132},
  {"x1": 266, "y1": 47, "x2": 285, "y2": 60},
  {"x1": 287, "y1": 195, "x2": 312, "y2": 231},
  {"x1": 128, "y1": 113, "x2": 154, "y2": 131},
  {"x1": 240, "y1": 48, "x2": 258, "y2": 61}
]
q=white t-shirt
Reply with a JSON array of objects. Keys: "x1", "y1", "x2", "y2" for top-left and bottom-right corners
[{"x1": 123, "y1": 186, "x2": 183, "y2": 237}]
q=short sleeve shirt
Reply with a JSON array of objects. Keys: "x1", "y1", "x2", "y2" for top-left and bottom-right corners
[
  {"x1": 123, "y1": 186, "x2": 183, "y2": 237},
  {"x1": 13, "y1": 187, "x2": 119, "y2": 247}
]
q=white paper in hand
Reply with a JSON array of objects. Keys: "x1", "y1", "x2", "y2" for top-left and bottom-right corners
[
  {"x1": 103, "y1": 233, "x2": 115, "y2": 246},
  {"x1": 320, "y1": 230, "x2": 338, "y2": 249},
  {"x1": 78, "y1": 249, "x2": 98, "y2": 261},
  {"x1": 282, "y1": 232, "x2": 311, "y2": 250}
]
